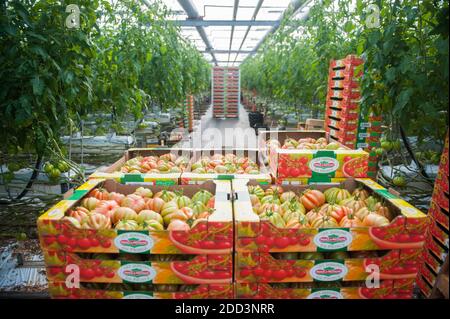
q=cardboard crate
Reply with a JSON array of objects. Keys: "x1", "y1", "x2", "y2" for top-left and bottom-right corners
[
  {"x1": 424, "y1": 235, "x2": 448, "y2": 262},
  {"x1": 327, "y1": 88, "x2": 361, "y2": 100},
  {"x1": 326, "y1": 97, "x2": 360, "y2": 110},
  {"x1": 48, "y1": 281, "x2": 234, "y2": 299},
  {"x1": 328, "y1": 78, "x2": 360, "y2": 89},
  {"x1": 37, "y1": 179, "x2": 233, "y2": 255},
  {"x1": 89, "y1": 148, "x2": 194, "y2": 185},
  {"x1": 423, "y1": 248, "x2": 446, "y2": 274},
  {"x1": 416, "y1": 274, "x2": 433, "y2": 297},
  {"x1": 235, "y1": 249, "x2": 422, "y2": 283},
  {"x1": 258, "y1": 130, "x2": 369, "y2": 184},
  {"x1": 235, "y1": 278, "x2": 414, "y2": 299},
  {"x1": 45, "y1": 252, "x2": 232, "y2": 284},
  {"x1": 181, "y1": 148, "x2": 272, "y2": 185},
  {"x1": 233, "y1": 178, "x2": 427, "y2": 253},
  {"x1": 326, "y1": 107, "x2": 359, "y2": 121}
]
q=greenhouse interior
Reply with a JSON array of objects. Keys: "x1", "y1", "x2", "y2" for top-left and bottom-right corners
[{"x1": 0, "y1": 0, "x2": 448, "y2": 301}]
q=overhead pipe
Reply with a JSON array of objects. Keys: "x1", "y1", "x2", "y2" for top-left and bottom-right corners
[{"x1": 176, "y1": 0, "x2": 218, "y2": 65}]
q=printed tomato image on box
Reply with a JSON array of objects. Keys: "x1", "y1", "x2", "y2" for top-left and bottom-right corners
[
  {"x1": 235, "y1": 249, "x2": 422, "y2": 283},
  {"x1": 258, "y1": 130, "x2": 369, "y2": 184},
  {"x1": 37, "y1": 179, "x2": 233, "y2": 255},
  {"x1": 48, "y1": 282, "x2": 233, "y2": 299},
  {"x1": 44, "y1": 253, "x2": 232, "y2": 284},
  {"x1": 235, "y1": 279, "x2": 414, "y2": 299},
  {"x1": 234, "y1": 178, "x2": 427, "y2": 253}
]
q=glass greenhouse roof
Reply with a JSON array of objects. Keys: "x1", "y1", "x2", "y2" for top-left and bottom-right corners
[{"x1": 143, "y1": 0, "x2": 314, "y2": 66}]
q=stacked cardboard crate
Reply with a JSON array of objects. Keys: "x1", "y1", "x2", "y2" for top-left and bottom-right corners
[
  {"x1": 417, "y1": 132, "x2": 449, "y2": 298},
  {"x1": 258, "y1": 130, "x2": 370, "y2": 185},
  {"x1": 212, "y1": 67, "x2": 240, "y2": 118},
  {"x1": 325, "y1": 55, "x2": 381, "y2": 179},
  {"x1": 38, "y1": 179, "x2": 234, "y2": 299},
  {"x1": 233, "y1": 178, "x2": 427, "y2": 299}
]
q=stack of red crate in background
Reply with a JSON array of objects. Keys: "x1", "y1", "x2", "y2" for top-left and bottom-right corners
[
  {"x1": 325, "y1": 55, "x2": 381, "y2": 179},
  {"x1": 417, "y1": 131, "x2": 449, "y2": 298},
  {"x1": 185, "y1": 95, "x2": 194, "y2": 132},
  {"x1": 212, "y1": 67, "x2": 240, "y2": 118}
]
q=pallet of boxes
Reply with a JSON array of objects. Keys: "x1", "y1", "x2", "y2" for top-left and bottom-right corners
[{"x1": 38, "y1": 148, "x2": 234, "y2": 299}]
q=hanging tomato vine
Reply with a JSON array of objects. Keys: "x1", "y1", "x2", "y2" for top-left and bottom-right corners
[
  {"x1": 0, "y1": 0, "x2": 210, "y2": 200},
  {"x1": 241, "y1": 0, "x2": 448, "y2": 205}
]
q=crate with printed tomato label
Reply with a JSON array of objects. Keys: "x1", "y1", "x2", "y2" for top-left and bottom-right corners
[
  {"x1": 181, "y1": 148, "x2": 272, "y2": 185},
  {"x1": 419, "y1": 263, "x2": 438, "y2": 287},
  {"x1": 89, "y1": 148, "x2": 194, "y2": 185},
  {"x1": 326, "y1": 107, "x2": 359, "y2": 121},
  {"x1": 235, "y1": 249, "x2": 422, "y2": 283},
  {"x1": 328, "y1": 76, "x2": 360, "y2": 89},
  {"x1": 329, "y1": 55, "x2": 364, "y2": 69},
  {"x1": 429, "y1": 200, "x2": 449, "y2": 229},
  {"x1": 44, "y1": 252, "x2": 232, "y2": 285},
  {"x1": 258, "y1": 130, "x2": 369, "y2": 184},
  {"x1": 235, "y1": 278, "x2": 415, "y2": 299},
  {"x1": 48, "y1": 281, "x2": 234, "y2": 299},
  {"x1": 422, "y1": 248, "x2": 446, "y2": 274},
  {"x1": 327, "y1": 88, "x2": 361, "y2": 100},
  {"x1": 325, "y1": 117, "x2": 359, "y2": 131},
  {"x1": 233, "y1": 178, "x2": 428, "y2": 253},
  {"x1": 326, "y1": 97, "x2": 360, "y2": 110},
  {"x1": 429, "y1": 221, "x2": 449, "y2": 248},
  {"x1": 37, "y1": 179, "x2": 233, "y2": 255},
  {"x1": 417, "y1": 274, "x2": 433, "y2": 297},
  {"x1": 424, "y1": 235, "x2": 448, "y2": 263}
]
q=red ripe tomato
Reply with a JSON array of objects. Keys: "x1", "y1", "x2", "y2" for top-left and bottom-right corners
[
  {"x1": 278, "y1": 166, "x2": 288, "y2": 177},
  {"x1": 240, "y1": 238, "x2": 253, "y2": 246},
  {"x1": 272, "y1": 269, "x2": 287, "y2": 280},
  {"x1": 258, "y1": 244, "x2": 270, "y2": 252},
  {"x1": 56, "y1": 235, "x2": 67, "y2": 245},
  {"x1": 299, "y1": 238, "x2": 310, "y2": 246},
  {"x1": 90, "y1": 238, "x2": 100, "y2": 247},
  {"x1": 240, "y1": 269, "x2": 252, "y2": 278},
  {"x1": 295, "y1": 268, "x2": 307, "y2": 278},
  {"x1": 200, "y1": 240, "x2": 216, "y2": 249},
  {"x1": 253, "y1": 267, "x2": 265, "y2": 277},
  {"x1": 255, "y1": 235, "x2": 266, "y2": 245},
  {"x1": 216, "y1": 241, "x2": 232, "y2": 249},
  {"x1": 67, "y1": 237, "x2": 77, "y2": 248},
  {"x1": 44, "y1": 236, "x2": 56, "y2": 245},
  {"x1": 344, "y1": 156, "x2": 353, "y2": 162},
  {"x1": 274, "y1": 236, "x2": 290, "y2": 249},
  {"x1": 77, "y1": 238, "x2": 91, "y2": 250},
  {"x1": 93, "y1": 267, "x2": 104, "y2": 277},
  {"x1": 100, "y1": 240, "x2": 112, "y2": 248},
  {"x1": 105, "y1": 271, "x2": 115, "y2": 278},
  {"x1": 289, "y1": 167, "x2": 301, "y2": 177},
  {"x1": 264, "y1": 237, "x2": 275, "y2": 247},
  {"x1": 298, "y1": 166, "x2": 308, "y2": 175},
  {"x1": 80, "y1": 268, "x2": 96, "y2": 280},
  {"x1": 300, "y1": 157, "x2": 309, "y2": 164},
  {"x1": 263, "y1": 269, "x2": 273, "y2": 280}
]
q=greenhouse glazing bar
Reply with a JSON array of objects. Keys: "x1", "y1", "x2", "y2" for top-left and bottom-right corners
[
  {"x1": 170, "y1": 19, "x2": 279, "y2": 27},
  {"x1": 176, "y1": 0, "x2": 218, "y2": 65}
]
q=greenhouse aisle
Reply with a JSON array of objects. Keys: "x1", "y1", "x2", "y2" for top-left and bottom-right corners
[{"x1": 189, "y1": 104, "x2": 257, "y2": 148}]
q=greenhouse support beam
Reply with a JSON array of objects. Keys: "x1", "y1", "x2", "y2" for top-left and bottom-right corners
[
  {"x1": 176, "y1": 0, "x2": 218, "y2": 65},
  {"x1": 232, "y1": 0, "x2": 265, "y2": 65},
  {"x1": 202, "y1": 50, "x2": 254, "y2": 54},
  {"x1": 170, "y1": 19, "x2": 279, "y2": 27},
  {"x1": 246, "y1": 0, "x2": 308, "y2": 58},
  {"x1": 227, "y1": 0, "x2": 240, "y2": 63}
]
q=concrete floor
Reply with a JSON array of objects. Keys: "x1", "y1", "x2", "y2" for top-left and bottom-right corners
[{"x1": 180, "y1": 104, "x2": 258, "y2": 149}]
